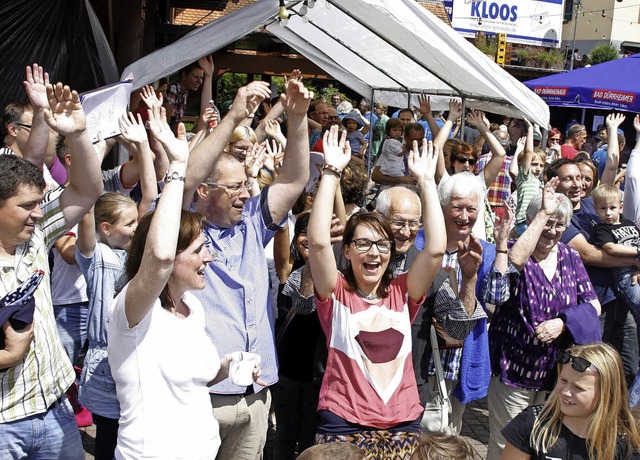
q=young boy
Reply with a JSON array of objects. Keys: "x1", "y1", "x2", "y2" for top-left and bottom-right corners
[{"x1": 590, "y1": 184, "x2": 640, "y2": 316}]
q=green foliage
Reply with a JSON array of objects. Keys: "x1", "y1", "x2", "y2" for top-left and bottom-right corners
[
  {"x1": 218, "y1": 72, "x2": 248, "y2": 105},
  {"x1": 540, "y1": 49, "x2": 563, "y2": 67},
  {"x1": 474, "y1": 36, "x2": 498, "y2": 56},
  {"x1": 590, "y1": 43, "x2": 619, "y2": 65}
]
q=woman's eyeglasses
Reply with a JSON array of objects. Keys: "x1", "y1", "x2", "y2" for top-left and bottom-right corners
[
  {"x1": 350, "y1": 238, "x2": 392, "y2": 254},
  {"x1": 556, "y1": 349, "x2": 597, "y2": 373},
  {"x1": 452, "y1": 155, "x2": 477, "y2": 166}
]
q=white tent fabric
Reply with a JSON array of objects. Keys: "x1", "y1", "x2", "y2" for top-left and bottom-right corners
[{"x1": 122, "y1": 0, "x2": 549, "y2": 127}]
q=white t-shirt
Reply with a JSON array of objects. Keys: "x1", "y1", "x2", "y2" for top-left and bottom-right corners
[
  {"x1": 51, "y1": 225, "x2": 88, "y2": 305},
  {"x1": 375, "y1": 138, "x2": 405, "y2": 191},
  {"x1": 108, "y1": 285, "x2": 221, "y2": 459}
]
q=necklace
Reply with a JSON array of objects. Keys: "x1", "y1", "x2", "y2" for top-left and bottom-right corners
[{"x1": 356, "y1": 287, "x2": 379, "y2": 301}]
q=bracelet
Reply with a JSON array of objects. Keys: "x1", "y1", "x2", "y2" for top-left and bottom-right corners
[
  {"x1": 164, "y1": 171, "x2": 186, "y2": 183},
  {"x1": 322, "y1": 164, "x2": 342, "y2": 178},
  {"x1": 496, "y1": 249, "x2": 508, "y2": 254}
]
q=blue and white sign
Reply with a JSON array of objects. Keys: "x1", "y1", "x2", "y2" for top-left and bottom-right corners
[{"x1": 443, "y1": 0, "x2": 564, "y2": 48}]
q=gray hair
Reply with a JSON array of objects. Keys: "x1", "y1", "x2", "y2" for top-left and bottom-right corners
[
  {"x1": 525, "y1": 192, "x2": 573, "y2": 224},
  {"x1": 437, "y1": 172, "x2": 484, "y2": 209},
  {"x1": 375, "y1": 186, "x2": 420, "y2": 218},
  {"x1": 336, "y1": 101, "x2": 353, "y2": 116}
]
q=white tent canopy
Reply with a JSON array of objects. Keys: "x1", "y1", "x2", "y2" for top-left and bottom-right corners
[{"x1": 122, "y1": 0, "x2": 549, "y2": 127}]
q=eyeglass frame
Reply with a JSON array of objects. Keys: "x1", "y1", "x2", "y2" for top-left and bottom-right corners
[
  {"x1": 203, "y1": 180, "x2": 252, "y2": 194},
  {"x1": 389, "y1": 219, "x2": 422, "y2": 232},
  {"x1": 543, "y1": 220, "x2": 567, "y2": 232},
  {"x1": 452, "y1": 155, "x2": 477, "y2": 166},
  {"x1": 349, "y1": 238, "x2": 393, "y2": 254},
  {"x1": 556, "y1": 349, "x2": 598, "y2": 373},
  {"x1": 15, "y1": 123, "x2": 32, "y2": 130}
]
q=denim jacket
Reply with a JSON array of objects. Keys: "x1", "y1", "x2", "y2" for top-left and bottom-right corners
[{"x1": 76, "y1": 242, "x2": 126, "y2": 419}]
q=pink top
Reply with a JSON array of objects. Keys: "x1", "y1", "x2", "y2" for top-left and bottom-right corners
[{"x1": 315, "y1": 273, "x2": 425, "y2": 429}]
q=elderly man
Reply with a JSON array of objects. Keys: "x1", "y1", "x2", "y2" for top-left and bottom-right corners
[
  {"x1": 411, "y1": 172, "x2": 492, "y2": 435},
  {"x1": 0, "y1": 82, "x2": 103, "y2": 458},
  {"x1": 184, "y1": 77, "x2": 311, "y2": 460},
  {"x1": 308, "y1": 100, "x2": 329, "y2": 151}
]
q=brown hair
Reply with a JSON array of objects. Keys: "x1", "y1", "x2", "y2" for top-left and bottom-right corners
[
  {"x1": 125, "y1": 209, "x2": 205, "y2": 310},
  {"x1": 410, "y1": 434, "x2": 476, "y2": 460},
  {"x1": 341, "y1": 212, "x2": 395, "y2": 298}
]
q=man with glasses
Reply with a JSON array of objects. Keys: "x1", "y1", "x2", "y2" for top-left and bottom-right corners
[
  {"x1": 548, "y1": 159, "x2": 640, "y2": 389},
  {"x1": 561, "y1": 124, "x2": 587, "y2": 160},
  {"x1": 185, "y1": 77, "x2": 312, "y2": 460}
]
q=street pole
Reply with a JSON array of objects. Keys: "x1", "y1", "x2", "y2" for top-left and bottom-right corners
[{"x1": 569, "y1": 0, "x2": 581, "y2": 71}]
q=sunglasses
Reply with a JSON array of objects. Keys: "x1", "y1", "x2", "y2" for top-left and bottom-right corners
[
  {"x1": 556, "y1": 349, "x2": 597, "y2": 373},
  {"x1": 453, "y1": 155, "x2": 477, "y2": 166}
]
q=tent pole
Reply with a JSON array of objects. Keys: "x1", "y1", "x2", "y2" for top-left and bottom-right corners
[
  {"x1": 581, "y1": 108, "x2": 586, "y2": 125},
  {"x1": 460, "y1": 98, "x2": 467, "y2": 142},
  {"x1": 367, "y1": 88, "x2": 376, "y2": 180}
]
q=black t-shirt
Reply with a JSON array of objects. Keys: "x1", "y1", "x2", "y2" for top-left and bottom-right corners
[
  {"x1": 591, "y1": 217, "x2": 640, "y2": 249},
  {"x1": 502, "y1": 405, "x2": 638, "y2": 460}
]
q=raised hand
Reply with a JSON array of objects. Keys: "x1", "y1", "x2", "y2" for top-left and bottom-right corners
[
  {"x1": 43, "y1": 82, "x2": 86, "y2": 136},
  {"x1": 606, "y1": 112, "x2": 626, "y2": 129},
  {"x1": 458, "y1": 235, "x2": 483, "y2": 280},
  {"x1": 245, "y1": 142, "x2": 267, "y2": 178},
  {"x1": 264, "y1": 139, "x2": 283, "y2": 172},
  {"x1": 285, "y1": 77, "x2": 313, "y2": 117},
  {"x1": 493, "y1": 201, "x2": 514, "y2": 246},
  {"x1": 322, "y1": 125, "x2": 350, "y2": 172},
  {"x1": 541, "y1": 177, "x2": 562, "y2": 216},
  {"x1": 466, "y1": 109, "x2": 489, "y2": 130},
  {"x1": 407, "y1": 139, "x2": 438, "y2": 183},
  {"x1": 23, "y1": 63, "x2": 50, "y2": 110},
  {"x1": 198, "y1": 55, "x2": 215, "y2": 78},
  {"x1": 447, "y1": 99, "x2": 463, "y2": 122},
  {"x1": 147, "y1": 106, "x2": 188, "y2": 164},
  {"x1": 413, "y1": 94, "x2": 431, "y2": 117},
  {"x1": 230, "y1": 81, "x2": 271, "y2": 122},
  {"x1": 634, "y1": 115, "x2": 640, "y2": 134},
  {"x1": 118, "y1": 112, "x2": 148, "y2": 145},
  {"x1": 141, "y1": 85, "x2": 163, "y2": 110},
  {"x1": 515, "y1": 136, "x2": 526, "y2": 155},
  {"x1": 264, "y1": 119, "x2": 282, "y2": 139}
]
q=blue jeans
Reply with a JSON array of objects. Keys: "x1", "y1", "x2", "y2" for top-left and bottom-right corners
[
  {"x1": 615, "y1": 271, "x2": 640, "y2": 406},
  {"x1": 0, "y1": 395, "x2": 84, "y2": 459},
  {"x1": 53, "y1": 302, "x2": 88, "y2": 366}
]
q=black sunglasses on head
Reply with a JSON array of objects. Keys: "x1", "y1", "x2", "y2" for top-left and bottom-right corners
[
  {"x1": 453, "y1": 155, "x2": 477, "y2": 166},
  {"x1": 556, "y1": 349, "x2": 596, "y2": 373}
]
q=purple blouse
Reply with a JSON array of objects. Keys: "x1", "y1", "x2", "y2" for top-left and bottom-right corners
[{"x1": 485, "y1": 242, "x2": 597, "y2": 391}]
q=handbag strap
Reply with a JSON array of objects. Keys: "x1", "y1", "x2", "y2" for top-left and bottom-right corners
[{"x1": 430, "y1": 324, "x2": 449, "y2": 402}]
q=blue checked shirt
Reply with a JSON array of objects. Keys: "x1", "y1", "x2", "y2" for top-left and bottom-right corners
[{"x1": 195, "y1": 187, "x2": 284, "y2": 394}]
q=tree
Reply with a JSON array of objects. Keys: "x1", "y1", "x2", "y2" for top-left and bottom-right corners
[{"x1": 589, "y1": 43, "x2": 619, "y2": 65}]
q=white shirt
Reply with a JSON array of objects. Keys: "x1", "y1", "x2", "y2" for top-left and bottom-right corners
[{"x1": 108, "y1": 286, "x2": 221, "y2": 459}]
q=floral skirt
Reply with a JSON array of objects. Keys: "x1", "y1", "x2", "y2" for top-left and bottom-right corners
[{"x1": 315, "y1": 430, "x2": 420, "y2": 460}]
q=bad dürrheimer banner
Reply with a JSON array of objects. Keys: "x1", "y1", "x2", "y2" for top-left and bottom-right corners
[{"x1": 443, "y1": 0, "x2": 564, "y2": 48}]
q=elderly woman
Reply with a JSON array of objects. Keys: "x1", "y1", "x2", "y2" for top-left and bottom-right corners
[
  {"x1": 412, "y1": 171, "x2": 494, "y2": 435},
  {"x1": 485, "y1": 178, "x2": 601, "y2": 460},
  {"x1": 308, "y1": 126, "x2": 446, "y2": 458}
]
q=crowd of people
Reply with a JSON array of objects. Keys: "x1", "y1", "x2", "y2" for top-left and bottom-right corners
[{"x1": 1, "y1": 57, "x2": 640, "y2": 460}]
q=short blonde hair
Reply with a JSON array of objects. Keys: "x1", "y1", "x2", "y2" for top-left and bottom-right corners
[{"x1": 591, "y1": 184, "x2": 622, "y2": 207}]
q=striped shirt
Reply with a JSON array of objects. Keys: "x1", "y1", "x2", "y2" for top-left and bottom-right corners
[
  {"x1": 514, "y1": 169, "x2": 542, "y2": 225},
  {"x1": 195, "y1": 187, "x2": 284, "y2": 394},
  {"x1": 0, "y1": 187, "x2": 74, "y2": 422}
]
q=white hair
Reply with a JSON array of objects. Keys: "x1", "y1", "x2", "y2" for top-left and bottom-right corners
[{"x1": 437, "y1": 172, "x2": 484, "y2": 209}]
